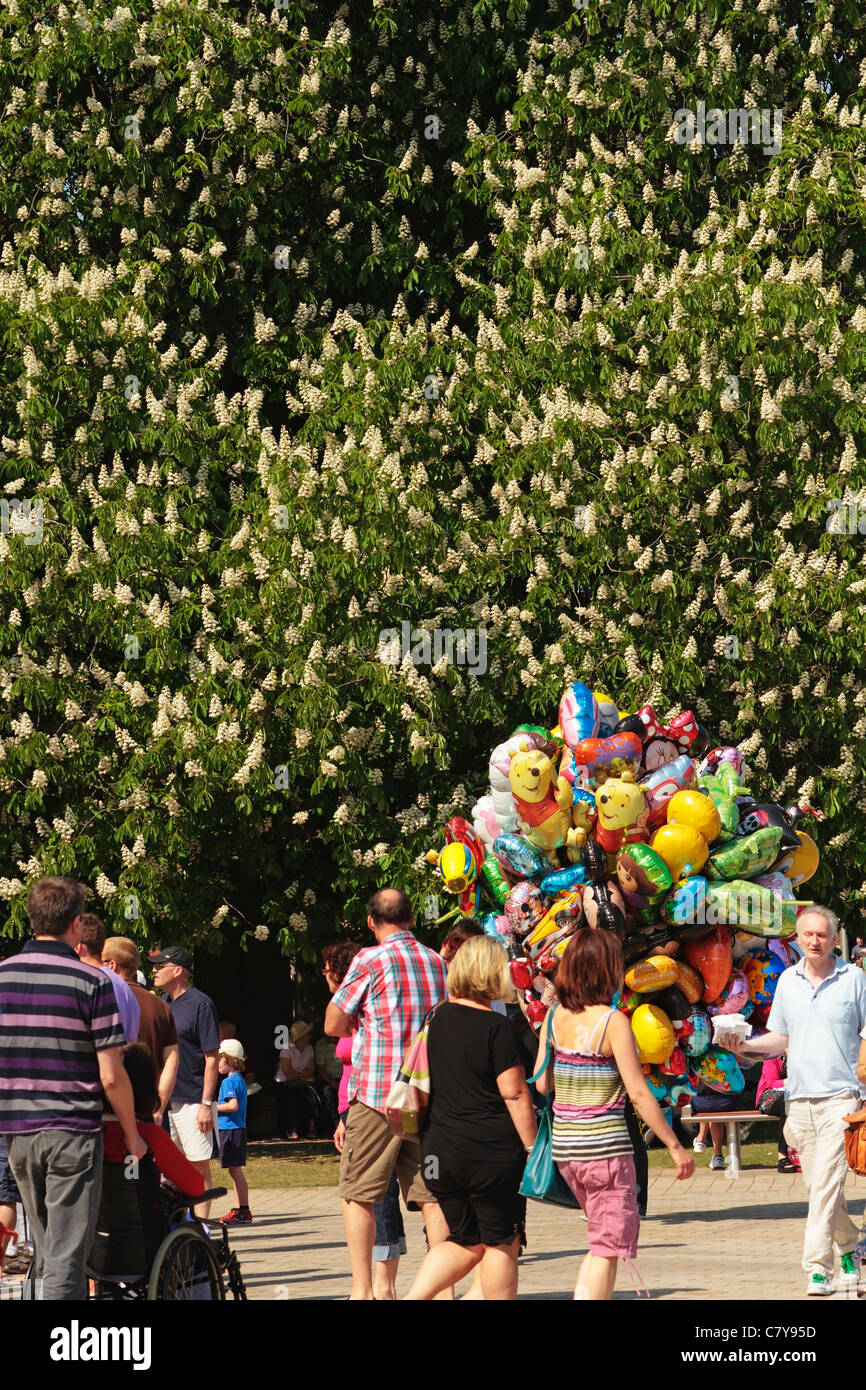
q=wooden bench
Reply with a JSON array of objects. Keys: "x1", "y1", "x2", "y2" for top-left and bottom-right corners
[{"x1": 680, "y1": 1106, "x2": 779, "y2": 1179}]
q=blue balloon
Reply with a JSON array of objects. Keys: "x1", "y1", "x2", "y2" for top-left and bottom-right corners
[
  {"x1": 682, "y1": 1006, "x2": 710, "y2": 1058},
  {"x1": 480, "y1": 911, "x2": 504, "y2": 939},
  {"x1": 493, "y1": 834, "x2": 551, "y2": 881},
  {"x1": 665, "y1": 876, "x2": 708, "y2": 926},
  {"x1": 572, "y1": 788, "x2": 596, "y2": 813},
  {"x1": 540, "y1": 865, "x2": 587, "y2": 896},
  {"x1": 559, "y1": 682, "x2": 599, "y2": 748},
  {"x1": 692, "y1": 1045, "x2": 744, "y2": 1095}
]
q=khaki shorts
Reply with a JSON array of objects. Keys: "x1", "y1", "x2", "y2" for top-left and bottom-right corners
[
  {"x1": 168, "y1": 1101, "x2": 219, "y2": 1163},
  {"x1": 338, "y1": 1101, "x2": 437, "y2": 1209}
]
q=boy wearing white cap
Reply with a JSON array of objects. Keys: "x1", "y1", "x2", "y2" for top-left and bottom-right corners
[{"x1": 217, "y1": 1039, "x2": 251, "y2": 1223}]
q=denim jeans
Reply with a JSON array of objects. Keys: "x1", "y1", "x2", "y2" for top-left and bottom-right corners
[
  {"x1": 373, "y1": 1169, "x2": 406, "y2": 1262},
  {"x1": 7, "y1": 1129, "x2": 103, "y2": 1300}
]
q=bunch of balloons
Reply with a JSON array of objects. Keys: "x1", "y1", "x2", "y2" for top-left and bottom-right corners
[{"x1": 424, "y1": 682, "x2": 821, "y2": 1104}]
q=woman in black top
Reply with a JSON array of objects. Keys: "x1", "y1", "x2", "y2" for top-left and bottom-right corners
[{"x1": 405, "y1": 937, "x2": 538, "y2": 1300}]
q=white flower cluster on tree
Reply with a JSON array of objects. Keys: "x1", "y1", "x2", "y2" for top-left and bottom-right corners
[{"x1": 0, "y1": 1, "x2": 863, "y2": 963}]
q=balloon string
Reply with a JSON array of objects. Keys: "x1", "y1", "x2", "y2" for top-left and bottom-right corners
[{"x1": 621, "y1": 1257, "x2": 651, "y2": 1299}]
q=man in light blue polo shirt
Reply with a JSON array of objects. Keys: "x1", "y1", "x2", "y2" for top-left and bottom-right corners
[{"x1": 722, "y1": 906, "x2": 866, "y2": 1297}]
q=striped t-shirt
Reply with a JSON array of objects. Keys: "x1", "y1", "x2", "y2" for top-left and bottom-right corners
[
  {"x1": 550, "y1": 1008, "x2": 633, "y2": 1162},
  {"x1": 0, "y1": 938, "x2": 126, "y2": 1135}
]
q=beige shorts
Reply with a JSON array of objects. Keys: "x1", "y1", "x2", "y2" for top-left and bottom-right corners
[
  {"x1": 338, "y1": 1101, "x2": 437, "y2": 1209},
  {"x1": 168, "y1": 1101, "x2": 219, "y2": 1163}
]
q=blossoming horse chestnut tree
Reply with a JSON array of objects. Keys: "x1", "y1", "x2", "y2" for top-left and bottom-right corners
[{"x1": 0, "y1": 0, "x2": 864, "y2": 965}]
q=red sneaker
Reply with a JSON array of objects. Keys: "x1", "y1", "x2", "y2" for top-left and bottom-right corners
[{"x1": 222, "y1": 1209, "x2": 253, "y2": 1224}]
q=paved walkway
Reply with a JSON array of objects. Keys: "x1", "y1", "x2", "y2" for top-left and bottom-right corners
[{"x1": 229, "y1": 1169, "x2": 866, "y2": 1301}]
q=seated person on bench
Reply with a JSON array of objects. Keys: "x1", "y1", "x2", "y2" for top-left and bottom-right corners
[
  {"x1": 91, "y1": 1043, "x2": 206, "y2": 1278},
  {"x1": 690, "y1": 1084, "x2": 744, "y2": 1170},
  {"x1": 757, "y1": 1054, "x2": 800, "y2": 1173}
]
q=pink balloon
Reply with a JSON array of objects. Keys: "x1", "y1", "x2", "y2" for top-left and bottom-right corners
[
  {"x1": 707, "y1": 968, "x2": 749, "y2": 1016},
  {"x1": 768, "y1": 938, "x2": 800, "y2": 967}
]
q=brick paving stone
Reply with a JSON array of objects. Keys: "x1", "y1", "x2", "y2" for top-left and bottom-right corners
[{"x1": 231, "y1": 1170, "x2": 866, "y2": 1302}]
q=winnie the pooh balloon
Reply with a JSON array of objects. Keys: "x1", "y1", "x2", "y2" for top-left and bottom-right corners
[
  {"x1": 594, "y1": 770, "x2": 650, "y2": 860},
  {"x1": 508, "y1": 743, "x2": 585, "y2": 855}
]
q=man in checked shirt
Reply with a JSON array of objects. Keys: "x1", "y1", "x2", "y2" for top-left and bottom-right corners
[{"x1": 325, "y1": 888, "x2": 450, "y2": 1300}]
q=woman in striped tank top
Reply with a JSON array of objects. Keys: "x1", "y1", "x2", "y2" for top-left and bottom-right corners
[{"x1": 535, "y1": 929, "x2": 693, "y2": 1300}]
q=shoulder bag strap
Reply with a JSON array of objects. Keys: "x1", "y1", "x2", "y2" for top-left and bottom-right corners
[{"x1": 527, "y1": 1005, "x2": 558, "y2": 1086}]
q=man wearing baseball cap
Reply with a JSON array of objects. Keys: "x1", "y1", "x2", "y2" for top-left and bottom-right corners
[{"x1": 149, "y1": 946, "x2": 220, "y2": 1219}]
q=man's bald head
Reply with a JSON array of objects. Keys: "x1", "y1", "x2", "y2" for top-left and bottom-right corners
[{"x1": 367, "y1": 888, "x2": 414, "y2": 932}]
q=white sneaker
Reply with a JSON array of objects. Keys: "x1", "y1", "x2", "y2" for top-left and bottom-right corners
[
  {"x1": 838, "y1": 1253, "x2": 859, "y2": 1288},
  {"x1": 806, "y1": 1272, "x2": 832, "y2": 1296},
  {"x1": 710, "y1": 1155, "x2": 726, "y2": 1171},
  {"x1": 692, "y1": 1138, "x2": 707, "y2": 1153}
]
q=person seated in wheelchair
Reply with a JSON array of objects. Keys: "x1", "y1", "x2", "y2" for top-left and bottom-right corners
[{"x1": 89, "y1": 1043, "x2": 206, "y2": 1280}]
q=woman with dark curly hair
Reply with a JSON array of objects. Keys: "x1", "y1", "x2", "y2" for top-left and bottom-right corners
[
  {"x1": 323, "y1": 937, "x2": 407, "y2": 1299},
  {"x1": 439, "y1": 918, "x2": 483, "y2": 966}
]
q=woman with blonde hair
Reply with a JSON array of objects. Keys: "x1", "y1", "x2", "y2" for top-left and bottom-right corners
[{"x1": 405, "y1": 935, "x2": 537, "y2": 1300}]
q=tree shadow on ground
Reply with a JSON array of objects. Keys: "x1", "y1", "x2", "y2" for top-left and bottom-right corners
[{"x1": 654, "y1": 1203, "x2": 808, "y2": 1224}]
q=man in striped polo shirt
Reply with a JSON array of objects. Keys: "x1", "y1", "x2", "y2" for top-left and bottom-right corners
[
  {"x1": 0, "y1": 877, "x2": 146, "y2": 1299},
  {"x1": 325, "y1": 887, "x2": 449, "y2": 1300}
]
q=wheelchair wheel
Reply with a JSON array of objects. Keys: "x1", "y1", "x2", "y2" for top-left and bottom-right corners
[
  {"x1": 147, "y1": 1229, "x2": 225, "y2": 1301},
  {"x1": 224, "y1": 1250, "x2": 247, "y2": 1301}
]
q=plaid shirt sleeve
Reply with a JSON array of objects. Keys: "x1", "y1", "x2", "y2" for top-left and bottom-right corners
[{"x1": 332, "y1": 955, "x2": 370, "y2": 1019}]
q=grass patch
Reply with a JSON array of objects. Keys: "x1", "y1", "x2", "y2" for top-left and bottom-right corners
[
  {"x1": 242, "y1": 1130, "x2": 787, "y2": 1189},
  {"x1": 648, "y1": 1114, "x2": 784, "y2": 1172},
  {"x1": 245, "y1": 1139, "x2": 341, "y2": 1188}
]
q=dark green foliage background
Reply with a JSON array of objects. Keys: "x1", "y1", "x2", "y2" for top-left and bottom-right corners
[{"x1": 0, "y1": 0, "x2": 864, "y2": 961}]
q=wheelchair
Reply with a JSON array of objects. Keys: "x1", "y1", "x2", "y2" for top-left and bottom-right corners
[{"x1": 85, "y1": 1153, "x2": 246, "y2": 1301}]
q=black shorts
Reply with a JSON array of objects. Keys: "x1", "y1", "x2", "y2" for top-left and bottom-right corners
[
  {"x1": 0, "y1": 1135, "x2": 21, "y2": 1206},
  {"x1": 422, "y1": 1152, "x2": 527, "y2": 1249},
  {"x1": 218, "y1": 1128, "x2": 247, "y2": 1168},
  {"x1": 691, "y1": 1091, "x2": 742, "y2": 1115}
]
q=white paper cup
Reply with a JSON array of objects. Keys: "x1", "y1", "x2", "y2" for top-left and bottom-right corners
[{"x1": 712, "y1": 1013, "x2": 751, "y2": 1046}]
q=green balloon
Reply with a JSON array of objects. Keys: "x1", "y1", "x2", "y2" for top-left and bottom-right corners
[
  {"x1": 703, "y1": 880, "x2": 798, "y2": 936},
  {"x1": 707, "y1": 827, "x2": 783, "y2": 882},
  {"x1": 699, "y1": 783, "x2": 739, "y2": 840},
  {"x1": 480, "y1": 857, "x2": 509, "y2": 907},
  {"x1": 617, "y1": 844, "x2": 672, "y2": 897}
]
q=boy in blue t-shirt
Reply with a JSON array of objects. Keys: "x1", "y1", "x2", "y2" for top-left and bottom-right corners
[{"x1": 216, "y1": 1039, "x2": 251, "y2": 1223}]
